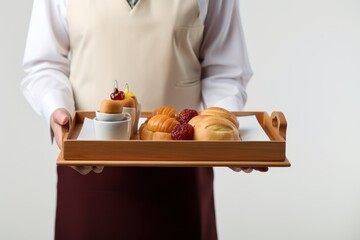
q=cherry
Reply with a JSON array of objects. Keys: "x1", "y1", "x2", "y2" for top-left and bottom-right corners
[
  {"x1": 110, "y1": 90, "x2": 125, "y2": 100},
  {"x1": 110, "y1": 80, "x2": 125, "y2": 100}
]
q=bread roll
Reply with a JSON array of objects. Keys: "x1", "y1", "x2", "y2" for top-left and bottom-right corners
[
  {"x1": 139, "y1": 124, "x2": 173, "y2": 140},
  {"x1": 151, "y1": 106, "x2": 177, "y2": 118},
  {"x1": 189, "y1": 115, "x2": 240, "y2": 141},
  {"x1": 147, "y1": 115, "x2": 179, "y2": 133},
  {"x1": 140, "y1": 115, "x2": 179, "y2": 140},
  {"x1": 200, "y1": 107, "x2": 239, "y2": 129},
  {"x1": 100, "y1": 99, "x2": 123, "y2": 114}
]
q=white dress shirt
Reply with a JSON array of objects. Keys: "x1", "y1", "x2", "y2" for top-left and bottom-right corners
[{"x1": 21, "y1": 0, "x2": 253, "y2": 130}]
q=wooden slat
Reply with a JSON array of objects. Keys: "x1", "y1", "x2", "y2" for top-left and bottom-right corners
[
  {"x1": 57, "y1": 155, "x2": 291, "y2": 167},
  {"x1": 63, "y1": 140, "x2": 285, "y2": 161}
]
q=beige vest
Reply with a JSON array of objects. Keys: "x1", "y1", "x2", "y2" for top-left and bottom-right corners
[{"x1": 68, "y1": 0, "x2": 204, "y2": 111}]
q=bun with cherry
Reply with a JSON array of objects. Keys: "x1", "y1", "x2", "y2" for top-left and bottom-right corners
[
  {"x1": 110, "y1": 81, "x2": 138, "y2": 108},
  {"x1": 100, "y1": 99, "x2": 123, "y2": 114}
]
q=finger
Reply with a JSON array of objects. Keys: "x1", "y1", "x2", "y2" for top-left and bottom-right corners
[
  {"x1": 229, "y1": 167, "x2": 242, "y2": 172},
  {"x1": 52, "y1": 124, "x2": 63, "y2": 149},
  {"x1": 241, "y1": 168, "x2": 253, "y2": 173},
  {"x1": 71, "y1": 166, "x2": 93, "y2": 175},
  {"x1": 51, "y1": 109, "x2": 71, "y2": 150},
  {"x1": 229, "y1": 167, "x2": 253, "y2": 173},
  {"x1": 254, "y1": 167, "x2": 269, "y2": 172},
  {"x1": 53, "y1": 109, "x2": 70, "y2": 126},
  {"x1": 93, "y1": 166, "x2": 104, "y2": 174}
]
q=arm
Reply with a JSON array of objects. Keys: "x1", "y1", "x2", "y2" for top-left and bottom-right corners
[
  {"x1": 21, "y1": 0, "x2": 75, "y2": 134},
  {"x1": 21, "y1": 0, "x2": 102, "y2": 175},
  {"x1": 200, "y1": 0, "x2": 267, "y2": 172},
  {"x1": 200, "y1": 0, "x2": 252, "y2": 111}
]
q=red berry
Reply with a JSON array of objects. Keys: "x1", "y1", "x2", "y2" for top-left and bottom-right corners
[
  {"x1": 110, "y1": 90, "x2": 125, "y2": 100},
  {"x1": 117, "y1": 91, "x2": 125, "y2": 100},
  {"x1": 171, "y1": 123, "x2": 194, "y2": 140},
  {"x1": 177, "y1": 109, "x2": 198, "y2": 124},
  {"x1": 110, "y1": 92, "x2": 116, "y2": 100}
]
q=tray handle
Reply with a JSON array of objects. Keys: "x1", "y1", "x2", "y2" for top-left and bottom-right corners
[
  {"x1": 61, "y1": 120, "x2": 71, "y2": 145},
  {"x1": 271, "y1": 112, "x2": 287, "y2": 140}
]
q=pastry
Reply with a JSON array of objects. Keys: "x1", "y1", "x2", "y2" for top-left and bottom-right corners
[
  {"x1": 110, "y1": 81, "x2": 137, "y2": 108},
  {"x1": 188, "y1": 115, "x2": 240, "y2": 140},
  {"x1": 100, "y1": 99, "x2": 123, "y2": 114},
  {"x1": 109, "y1": 81, "x2": 140, "y2": 135},
  {"x1": 151, "y1": 106, "x2": 177, "y2": 118},
  {"x1": 120, "y1": 96, "x2": 137, "y2": 108},
  {"x1": 200, "y1": 107, "x2": 239, "y2": 129},
  {"x1": 140, "y1": 106, "x2": 239, "y2": 141},
  {"x1": 140, "y1": 115, "x2": 179, "y2": 140}
]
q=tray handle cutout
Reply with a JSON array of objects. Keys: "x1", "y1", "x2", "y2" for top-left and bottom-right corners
[{"x1": 271, "y1": 112, "x2": 287, "y2": 140}]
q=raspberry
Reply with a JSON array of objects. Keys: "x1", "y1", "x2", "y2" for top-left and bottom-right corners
[
  {"x1": 171, "y1": 124, "x2": 194, "y2": 140},
  {"x1": 177, "y1": 109, "x2": 198, "y2": 124}
]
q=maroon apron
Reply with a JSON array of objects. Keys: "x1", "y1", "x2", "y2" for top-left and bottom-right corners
[
  {"x1": 59, "y1": 0, "x2": 216, "y2": 238},
  {"x1": 55, "y1": 167, "x2": 217, "y2": 239}
]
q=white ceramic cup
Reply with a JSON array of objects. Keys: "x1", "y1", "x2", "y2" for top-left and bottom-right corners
[
  {"x1": 134, "y1": 103, "x2": 141, "y2": 134},
  {"x1": 96, "y1": 110, "x2": 127, "y2": 121},
  {"x1": 123, "y1": 106, "x2": 140, "y2": 135},
  {"x1": 94, "y1": 116, "x2": 132, "y2": 140}
]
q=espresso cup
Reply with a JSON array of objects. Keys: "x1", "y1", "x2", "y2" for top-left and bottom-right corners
[{"x1": 94, "y1": 116, "x2": 132, "y2": 140}]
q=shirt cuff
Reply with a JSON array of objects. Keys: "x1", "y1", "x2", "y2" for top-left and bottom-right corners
[
  {"x1": 213, "y1": 95, "x2": 246, "y2": 111},
  {"x1": 40, "y1": 90, "x2": 75, "y2": 143}
]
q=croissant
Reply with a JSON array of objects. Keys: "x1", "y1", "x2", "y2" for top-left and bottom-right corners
[
  {"x1": 188, "y1": 115, "x2": 240, "y2": 141},
  {"x1": 140, "y1": 115, "x2": 179, "y2": 140},
  {"x1": 151, "y1": 106, "x2": 177, "y2": 118},
  {"x1": 200, "y1": 107, "x2": 239, "y2": 129}
]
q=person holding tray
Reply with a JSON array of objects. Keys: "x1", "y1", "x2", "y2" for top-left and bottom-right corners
[{"x1": 21, "y1": 0, "x2": 268, "y2": 239}]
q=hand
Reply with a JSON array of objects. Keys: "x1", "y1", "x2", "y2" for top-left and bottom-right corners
[
  {"x1": 50, "y1": 108, "x2": 104, "y2": 175},
  {"x1": 229, "y1": 167, "x2": 269, "y2": 173},
  {"x1": 69, "y1": 165, "x2": 104, "y2": 175}
]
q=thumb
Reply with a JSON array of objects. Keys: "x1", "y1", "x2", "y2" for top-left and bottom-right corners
[
  {"x1": 51, "y1": 108, "x2": 71, "y2": 150},
  {"x1": 53, "y1": 109, "x2": 70, "y2": 126}
]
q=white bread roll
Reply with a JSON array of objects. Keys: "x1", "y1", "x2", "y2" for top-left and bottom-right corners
[
  {"x1": 188, "y1": 115, "x2": 240, "y2": 141},
  {"x1": 200, "y1": 107, "x2": 239, "y2": 129}
]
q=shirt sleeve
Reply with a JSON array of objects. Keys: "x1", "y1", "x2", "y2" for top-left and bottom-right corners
[
  {"x1": 200, "y1": 0, "x2": 253, "y2": 111},
  {"x1": 21, "y1": 0, "x2": 74, "y2": 131}
]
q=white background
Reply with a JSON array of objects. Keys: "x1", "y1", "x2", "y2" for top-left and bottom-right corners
[{"x1": 1, "y1": 0, "x2": 360, "y2": 239}]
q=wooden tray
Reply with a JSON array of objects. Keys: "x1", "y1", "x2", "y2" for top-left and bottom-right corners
[{"x1": 57, "y1": 111, "x2": 290, "y2": 167}]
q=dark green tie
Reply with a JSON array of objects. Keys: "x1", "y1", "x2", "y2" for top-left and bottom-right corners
[{"x1": 127, "y1": 0, "x2": 139, "y2": 8}]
